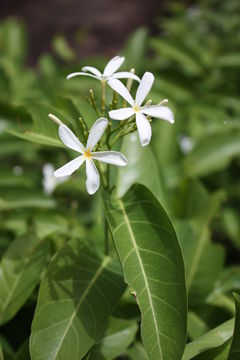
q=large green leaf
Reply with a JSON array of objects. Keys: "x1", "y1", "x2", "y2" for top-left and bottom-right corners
[
  {"x1": 0, "y1": 233, "x2": 49, "y2": 325},
  {"x1": 176, "y1": 191, "x2": 225, "y2": 306},
  {"x1": 229, "y1": 292, "x2": 240, "y2": 359},
  {"x1": 30, "y1": 238, "x2": 125, "y2": 360},
  {"x1": 103, "y1": 184, "x2": 187, "y2": 360},
  {"x1": 184, "y1": 131, "x2": 240, "y2": 177},
  {"x1": 193, "y1": 339, "x2": 232, "y2": 360},
  {"x1": 183, "y1": 319, "x2": 234, "y2": 360},
  {"x1": 89, "y1": 317, "x2": 138, "y2": 359}
]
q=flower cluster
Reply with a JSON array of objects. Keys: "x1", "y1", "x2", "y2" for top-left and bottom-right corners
[{"x1": 50, "y1": 56, "x2": 174, "y2": 194}]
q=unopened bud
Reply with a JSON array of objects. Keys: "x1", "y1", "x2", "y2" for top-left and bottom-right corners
[
  {"x1": 89, "y1": 89, "x2": 95, "y2": 99},
  {"x1": 159, "y1": 99, "x2": 168, "y2": 106},
  {"x1": 145, "y1": 99, "x2": 152, "y2": 106},
  {"x1": 126, "y1": 69, "x2": 135, "y2": 92},
  {"x1": 48, "y1": 114, "x2": 62, "y2": 126}
]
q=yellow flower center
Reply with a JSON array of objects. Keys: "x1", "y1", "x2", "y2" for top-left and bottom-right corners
[
  {"x1": 133, "y1": 105, "x2": 140, "y2": 112},
  {"x1": 84, "y1": 148, "x2": 92, "y2": 159}
]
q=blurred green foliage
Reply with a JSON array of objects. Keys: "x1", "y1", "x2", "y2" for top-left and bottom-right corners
[{"x1": 0, "y1": 0, "x2": 240, "y2": 358}]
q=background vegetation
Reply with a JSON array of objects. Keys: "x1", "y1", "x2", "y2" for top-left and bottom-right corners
[{"x1": 0, "y1": 0, "x2": 240, "y2": 358}]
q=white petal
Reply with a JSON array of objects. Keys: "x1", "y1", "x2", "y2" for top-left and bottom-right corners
[
  {"x1": 135, "y1": 72, "x2": 154, "y2": 106},
  {"x1": 141, "y1": 105, "x2": 174, "y2": 124},
  {"x1": 58, "y1": 124, "x2": 85, "y2": 153},
  {"x1": 66, "y1": 72, "x2": 99, "y2": 80},
  {"x1": 54, "y1": 156, "x2": 85, "y2": 177},
  {"x1": 85, "y1": 159, "x2": 100, "y2": 195},
  {"x1": 103, "y1": 56, "x2": 125, "y2": 76},
  {"x1": 92, "y1": 151, "x2": 128, "y2": 166},
  {"x1": 109, "y1": 107, "x2": 135, "y2": 121},
  {"x1": 112, "y1": 72, "x2": 140, "y2": 82},
  {"x1": 107, "y1": 78, "x2": 134, "y2": 106},
  {"x1": 82, "y1": 66, "x2": 102, "y2": 77},
  {"x1": 86, "y1": 118, "x2": 108, "y2": 150},
  {"x1": 136, "y1": 112, "x2": 152, "y2": 147}
]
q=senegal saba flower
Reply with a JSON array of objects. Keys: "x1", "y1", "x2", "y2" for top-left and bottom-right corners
[
  {"x1": 66, "y1": 55, "x2": 140, "y2": 83},
  {"x1": 108, "y1": 72, "x2": 174, "y2": 146},
  {"x1": 49, "y1": 114, "x2": 127, "y2": 195}
]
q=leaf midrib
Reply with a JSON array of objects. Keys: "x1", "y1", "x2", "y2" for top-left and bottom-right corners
[
  {"x1": 52, "y1": 256, "x2": 111, "y2": 360},
  {"x1": 117, "y1": 198, "x2": 163, "y2": 360}
]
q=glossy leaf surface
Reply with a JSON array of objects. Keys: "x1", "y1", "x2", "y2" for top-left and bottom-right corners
[
  {"x1": 0, "y1": 233, "x2": 49, "y2": 325},
  {"x1": 30, "y1": 239, "x2": 125, "y2": 360},
  {"x1": 103, "y1": 184, "x2": 187, "y2": 360}
]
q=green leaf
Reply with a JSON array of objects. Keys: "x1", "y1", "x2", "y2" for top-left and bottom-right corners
[
  {"x1": 123, "y1": 27, "x2": 148, "y2": 73},
  {"x1": 229, "y1": 292, "x2": 240, "y2": 359},
  {"x1": 210, "y1": 267, "x2": 240, "y2": 297},
  {"x1": 0, "y1": 233, "x2": 49, "y2": 325},
  {"x1": 151, "y1": 119, "x2": 179, "y2": 167},
  {"x1": 14, "y1": 339, "x2": 30, "y2": 360},
  {"x1": 222, "y1": 208, "x2": 240, "y2": 249},
  {"x1": 0, "y1": 336, "x2": 15, "y2": 360},
  {"x1": 0, "y1": 191, "x2": 56, "y2": 211},
  {"x1": 52, "y1": 35, "x2": 75, "y2": 62},
  {"x1": 176, "y1": 191, "x2": 225, "y2": 306},
  {"x1": 0, "y1": 342, "x2": 3, "y2": 360},
  {"x1": 150, "y1": 38, "x2": 203, "y2": 75},
  {"x1": 89, "y1": 317, "x2": 138, "y2": 359},
  {"x1": 206, "y1": 268, "x2": 240, "y2": 315},
  {"x1": 0, "y1": 169, "x2": 33, "y2": 188},
  {"x1": 187, "y1": 311, "x2": 209, "y2": 340},
  {"x1": 193, "y1": 339, "x2": 232, "y2": 360},
  {"x1": 103, "y1": 184, "x2": 187, "y2": 360},
  {"x1": 183, "y1": 319, "x2": 234, "y2": 360},
  {"x1": 30, "y1": 239, "x2": 125, "y2": 360},
  {"x1": 184, "y1": 131, "x2": 240, "y2": 177},
  {"x1": 217, "y1": 53, "x2": 240, "y2": 67},
  {"x1": 8, "y1": 102, "x2": 78, "y2": 148},
  {"x1": 0, "y1": 18, "x2": 28, "y2": 64},
  {"x1": 117, "y1": 133, "x2": 165, "y2": 205},
  {"x1": 127, "y1": 342, "x2": 149, "y2": 360},
  {"x1": 7, "y1": 129, "x2": 63, "y2": 148}
]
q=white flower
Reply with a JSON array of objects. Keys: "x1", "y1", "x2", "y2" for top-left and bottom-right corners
[
  {"x1": 66, "y1": 55, "x2": 140, "y2": 83},
  {"x1": 42, "y1": 163, "x2": 69, "y2": 195},
  {"x1": 178, "y1": 135, "x2": 194, "y2": 154},
  {"x1": 50, "y1": 115, "x2": 127, "y2": 195},
  {"x1": 108, "y1": 72, "x2": 174, "y2": 147}
]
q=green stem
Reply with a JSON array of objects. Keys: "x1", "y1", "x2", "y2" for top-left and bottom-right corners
[
  {"x1": 110, "y1": 125, "x2": 137, "y2": 147},
  {"x1": 101, "y1": 80, "x2": 106, "y2": 115},
  {"x1": 109, "y1": 118, "x2": 135, "y2": 136},
  {"x1": 98, "y1": 162, "x2": 107, "y2": 190},
  {"x1": 79, "y1": 117, "x2": 88, "y2": 140},
  {"x1": 89, "y1": 89, "x2": 101, "y2": 116},
  {"x1": 104, "y1": 215, "x2": 110, "y2": 255}
]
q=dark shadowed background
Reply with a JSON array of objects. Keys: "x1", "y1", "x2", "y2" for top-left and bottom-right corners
[{"x1": 0, "y1": 0, "x2": 168, "y2": 64}]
